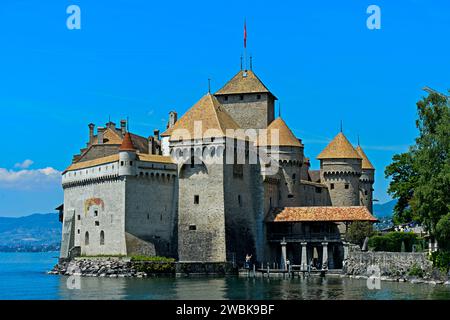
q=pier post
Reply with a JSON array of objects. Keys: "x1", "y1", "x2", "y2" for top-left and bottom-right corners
[
  {"x1": 343, "y1": 242, "x2": 350, "y2": 261},
  {"x1": 300, "y1": 242, "x2": 308, "y2": 271},
  {"x1": 321, "y1": 242, "x2": 328, "y2": 270},
  {"x1": 280, "y1": 238, "x2": 287, "y2": 270}
]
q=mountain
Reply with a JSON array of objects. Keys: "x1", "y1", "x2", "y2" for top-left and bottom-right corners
[
  {"x1": 373, "y1": 199, "x2": 397, "y2": 218},
  {"x1": 0, "y1": 213, "x2": 61, "y2": 252}
]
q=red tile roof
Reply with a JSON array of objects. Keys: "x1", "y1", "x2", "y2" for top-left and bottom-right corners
[
  {"x1": 119, "y1": 132, "x2": 136, "y2": 151},
  {"x1": 267, "y1": 206, "x2": 377, "y2": 222}
]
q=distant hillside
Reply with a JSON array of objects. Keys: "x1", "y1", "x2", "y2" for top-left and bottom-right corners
[
  {"x1": 0, "y1": 213, "x2": 61, "y2": 252},
  {"x1": 373, "y1": 200, "x2": 397, "y2": 218}
]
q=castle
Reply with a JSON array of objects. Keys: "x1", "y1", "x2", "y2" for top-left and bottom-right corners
[{"x1": 59, "y1": 67, "x2": 377, "y2": 270}]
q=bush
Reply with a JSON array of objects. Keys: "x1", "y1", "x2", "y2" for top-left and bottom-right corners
[
  {"x1": 408, "y1": 263, "x2": 424, "y2": 277},
  {"x1": 368, "y1": 232, "x2": 419, "y2": 252},
  {"x1": 436, "y1": 214, "x2": 450, "y2": 251},
  {"x1": 430, "y1": 251, "x2": 450, "y2": 272},
  {"x1": 130, "y1": 255, "x2": 175, "y2": 263}
]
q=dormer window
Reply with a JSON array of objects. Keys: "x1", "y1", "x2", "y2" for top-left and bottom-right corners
[
  {"x1": 257, "y1": 94, "x2": 261, "y2": 100},
  {"x1": 224, "y1": 95, "x2": 228, "y2": 101},
  {"x1": 239, "y1": 95, "x2": 244, "y2": 101}
]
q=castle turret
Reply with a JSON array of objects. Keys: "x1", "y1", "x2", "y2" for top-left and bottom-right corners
[
  {"x1": 119, "y1": 132, "x2": 136, "y2": 176},
  {"x1": 317, "y1": 132, "x2": 362, "y2": 206},
  {"x1": 355, "y1": 145, "x2": 375, "y2": 213},
  {"x1": 214, "y1": 69, "x2": 276, "y2": 129},
  {"x1": 259, "y1": 117, "x2": 304, "y2": 206}
]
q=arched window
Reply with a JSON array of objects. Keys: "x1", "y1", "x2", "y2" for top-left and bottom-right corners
[
  {"x1": 100, "y1": 231, "x2": 105, "y2": 246},
  {"x1": 85, "y1": 232, "x2": 89, "y2": 245}
]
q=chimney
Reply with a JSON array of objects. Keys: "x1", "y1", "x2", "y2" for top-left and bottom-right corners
[
  {"x1": 120, "y1": 119, "x2": 127, "y2": 135},
  {"x1": 88, "y1": 123, "x2": 95, "y2": 144},
  {"x1": 107, "y1": 121, "x2": 116, "y2": 130},
  {"x1": 153, "y1": 129, "x2": 160, "y2": 141},
  {"x1": 168, "y1": 111, "x2": 178, "y2": 128},
  {"x1": 148, "y1": 136, "x2": 154, "y2": 155},
  {"x1": 97, "y1": 127, "x2": 105, "y2": 144}
]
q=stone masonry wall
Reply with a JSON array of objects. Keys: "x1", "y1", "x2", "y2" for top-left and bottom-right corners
[{"x1": 344, "y1": 251, "x2": 433, "y2": 278}]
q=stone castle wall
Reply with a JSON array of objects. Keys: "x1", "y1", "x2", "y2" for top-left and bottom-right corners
[{"x1": 216, "y1": 93, "x2": 275, "y2": 130}]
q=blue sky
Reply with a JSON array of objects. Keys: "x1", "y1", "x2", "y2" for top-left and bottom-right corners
[{"x1": 0, "y1": 0, "x2": 449, "y2": 216}]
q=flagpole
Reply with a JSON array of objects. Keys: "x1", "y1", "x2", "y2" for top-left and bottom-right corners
[{"x1": 244, "y1": 18, "x2": 247, "y2": 71}]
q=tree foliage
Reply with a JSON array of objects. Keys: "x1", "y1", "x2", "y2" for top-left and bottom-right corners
[
  {"x1": 346, "y1": 221, "x2": 374, "y2": 247},
  {"x1": 385, "y1": 91, "x2": 450, "y2": 233}
]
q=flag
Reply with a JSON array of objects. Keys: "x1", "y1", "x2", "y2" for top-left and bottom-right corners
[{"x1": 244, "y1": 20, "x2": 247, "y2": 48}]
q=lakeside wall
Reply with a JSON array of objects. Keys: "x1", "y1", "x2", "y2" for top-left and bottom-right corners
[{"x1": 344, "y1": 251, "x2": 433, "y2": 278}]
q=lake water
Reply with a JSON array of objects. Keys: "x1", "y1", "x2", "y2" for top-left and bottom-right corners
[{"x1": 1, "y1": 252, "x2": 449, "y2": 300}]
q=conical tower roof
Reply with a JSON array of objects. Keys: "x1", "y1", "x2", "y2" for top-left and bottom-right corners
[
  {"x1": 317, "y1": 132, "x2": 361, "y2": 160},
  {"x1": 162, "y1": 93, "x2": 241, "y2": 141},
  {"x1": 215, "y1": 70, "x2": 277, "y2": 99},
  {"x1": 119, "y1": 132, "x2": 136, "y2": 151},
  {"x1": 355, "y1": 145, "x2": 375, "y2": 170},
  {"x1": 258, "y1": 117, "x2": 303, "y2": 147}
]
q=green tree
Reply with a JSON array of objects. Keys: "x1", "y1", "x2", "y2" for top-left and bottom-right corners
[
  {"x1": 385, "y1": 91, "x2": 450, "y2": 233},
  {"x1": 435, "y1": 213, "x2": 450, "y2": 252},
  {"x1": 346, "y1": 221, "x2": 374, "y2": 247}
]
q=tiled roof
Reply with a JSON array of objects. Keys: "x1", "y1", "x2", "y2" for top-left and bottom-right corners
[
  {"x1": 355, "y1": 145, "x2": 375, "y2": 170},
  {"x1": 267, "y1": 206, "x2": 377, "y2": 222},
  {"x1": 137, "y1": 154, "x2": 174, "y2": 164},
  {"x1": 102, "y1": 128, "x2": 123, "y2": 144},
  {"x1": 317, "y1": 132, "x2": 362, "y2": 160},
  {"x1": 162, "y1": 93, "x2": 242, "y2": 141},
  {"x1": 215, "y1": 70, "x2": 275, "y2": 98},
  {"x1": 257, "y1": 117, "x2": 303, "y2": 147},
  {"x1": 119, "y1": 132, "x2": 136, "y2": 151},
  {"x1": 64, "y1": 154, "x2": 119, "y2": 172}
]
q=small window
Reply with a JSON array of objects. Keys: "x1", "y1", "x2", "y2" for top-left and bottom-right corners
[
  {"x1": 292, "y1": 173, "x2": 296, "y2": 181},
  {"x1": 94, "y1": 210, "x2": 98, "y2": 217},
  {"x1": 288, "y1": 194, "x2": 294, "y2": 199},
  {"x1": 77, "y1": 215, "x2": 81, "y2": 221},
  {"x1": 95, "y1": 221, "x2": 100, "y2": 226},
  {"x1": 240, "y1": 94, "x2": 244, "y2": 100},
  {"x1": 365, "y1": 190, "x2": 368, "y2": 195},
  {"x1": 130, "y1": 161, "x2": 133, "y2": 166},
  {"x1": 189, "y1": 225, "x2": 197, "y2": 231},
  {"x1": 315, "y1": 187, "x2": 322, "y2": 194},
  {"x1": 330, "y1": 183, "x2": 335, "y2": 190},
  {"x1": 345, "y1": 184, "x2": 349, "y2": 189},
  {"x1": 224, "y1": 95, "x2": 228, "y2": 101},
  {"x1": 120, "y1": 161, "x2": 124, "y2": 166},
  {"x1": 77, "y1": 229, "x2": 80, "y2": 234},
  {"x1": 238, "y1": 195, "x2": 242, "y2": 207},
  {"x1": 194, "y1": 195, "x2": 199, "y2": 204},
  {"x1": 85, "y1": 232, "x2": 89, "y2": 245},
  {"x1": 256, "y1": 94, "x2": 261, "y2": 100},
  {"x1": 100, "y1": 231, "x2": 105, "y2": 246}
]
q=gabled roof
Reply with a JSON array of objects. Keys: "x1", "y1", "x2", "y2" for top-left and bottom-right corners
[
  {"x1": 215, "y1": 70, "x2": 276, "y2": 98},
  {"x1": 257, "y1": 117, "x2": 303, "y2": 147},
  {"x1": 355, "y1": 145, "x2": 375, "y2": 170},
  {"x1": 162, "y1": 93, "x2": 241, "y2": 141},
  {"x1": 317, "y1": 132, "x2": 361, "y2": 160},
  {"x1": 102, "y1": 128, "x2": 123, "y2": 144},
  {"x1": 64, "y1": 154, "x2": 119, "y2": 172},
  {"x1": 267, "y1": 206, "x2": 377, "y2": 222}
]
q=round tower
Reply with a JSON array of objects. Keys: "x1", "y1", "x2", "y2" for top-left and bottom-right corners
[
  {"x1": 118, "y1": 132, "x2": 136, "y2": 176},
  {"x1": 356, "y1": 145, "x2": 375, "y2": 213},
  {"x1": 259, "y1": 117, "x2": 304, "y2": 206},
  {"x1": 317, "y1": 132, "x2": 362, "y2": 206}
]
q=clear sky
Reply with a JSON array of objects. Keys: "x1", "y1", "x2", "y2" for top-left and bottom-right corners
[{"x1": 0, "y1": 0, "x2": 449, "y2": 216}]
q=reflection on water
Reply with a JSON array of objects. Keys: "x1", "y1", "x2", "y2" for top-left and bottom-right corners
[
  {"x1": 56, "y1": 275, "x2": 450, "y2": 300},
  {"x1": 1, "y1": 252, "x2": 450, "y2": 300}
]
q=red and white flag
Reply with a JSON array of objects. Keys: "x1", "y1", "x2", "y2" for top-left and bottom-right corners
[{"x1": 244, "y1": 20, "x2": 247, "y2": 48}]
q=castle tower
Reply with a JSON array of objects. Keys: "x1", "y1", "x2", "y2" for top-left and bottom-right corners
[
  {"x1": 259, "y1": 117, "x2": 304, "y2": 207},
  {"x1": 163, "y1": 93, "x2": 262, "y2": 264},
  {"x1": 118, "y1": 132, "x2": 136, "y2": 176},
  {"x1": 214, "y1": 70, "x2": 276, "y2": 129},
  {"x1": 317, "y1": 132, "x2": 362, "y2": 206},
  {"x1": 355, "y1": 145, "x2": 375, "y2": 213}
]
